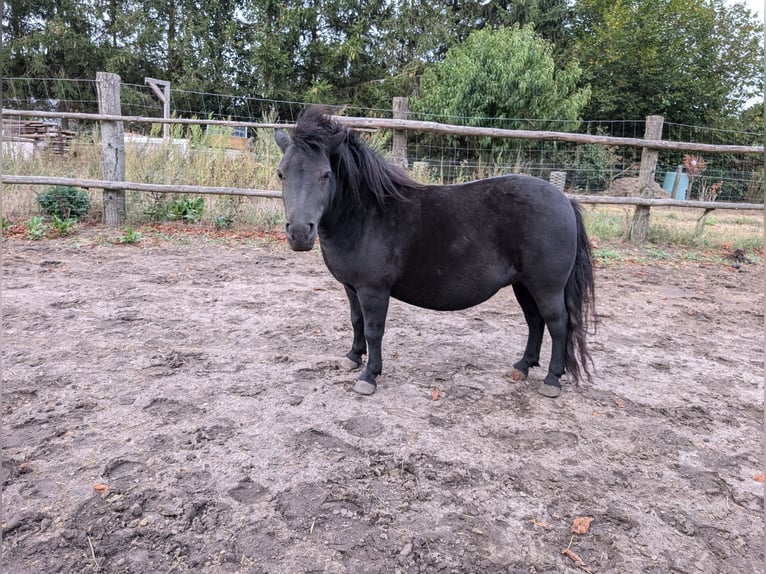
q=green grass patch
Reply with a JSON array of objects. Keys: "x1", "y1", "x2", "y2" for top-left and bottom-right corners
[
  {"x1": 593, "y1": 248, "x2": 624, "y2": 265},
  {"x1": 583, "y1": 208, "x2": 626, "y2": 241}
]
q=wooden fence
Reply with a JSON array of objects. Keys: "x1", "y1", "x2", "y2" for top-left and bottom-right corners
[{"x1": 2, "y1": 72, "x2": 763, "y2": 241}]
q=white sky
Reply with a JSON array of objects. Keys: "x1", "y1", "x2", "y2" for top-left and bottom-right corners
[{"x1": 742, "y1": 0, "x2": 764, "y2": 21}]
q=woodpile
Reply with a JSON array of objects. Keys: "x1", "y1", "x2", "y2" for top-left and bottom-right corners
[{"x1": 1, "y1": 118, "x2": 75, "y2": 155}]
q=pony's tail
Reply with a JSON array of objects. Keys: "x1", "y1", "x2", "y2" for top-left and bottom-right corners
[{"x1": 564, "y1": 200, "x2": 597, "y2": 384}]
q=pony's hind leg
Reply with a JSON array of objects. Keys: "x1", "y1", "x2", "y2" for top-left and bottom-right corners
[
  {"x1": 342, "y1": 286, "x2": 366, "y2": 371},
  {"x1": 511, "y1": 283, "x2": 545, "y2": 380},
  {"x1": 536, "y1": 294, "x2": 568, "y2": 398}
]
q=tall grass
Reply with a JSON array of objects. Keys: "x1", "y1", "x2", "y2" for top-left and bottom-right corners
[
  {"x1": 2, "y1": 129, "x2": 763, "y2": 259},
  {"x1": 2, "y1": 120, "x2": 285, "y2": 228},
  {"x1": 584, "y1": 205, "x2": 764, "y2": 258}
]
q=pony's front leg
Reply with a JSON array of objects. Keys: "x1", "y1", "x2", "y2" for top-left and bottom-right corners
[
  {"x1": 351, "y1": 288, "x2": 390, "y2": 396},
  {"x1": 341, "y1": 286, "x2": 366, "y2": 370}
]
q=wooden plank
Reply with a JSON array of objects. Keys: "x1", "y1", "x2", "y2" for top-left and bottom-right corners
[
  {"x1": 1, "y1": 174, "x2": 283, "y2": 198},
  {"x1": 1, "y1": 174, "x2": 760, "y2": 210},
  {"x1": 571, "y1": 194, "x2": 762, "y2": 210},
  {"x1": 3, "y1": 108, "x2": 763, "y2": 155}
]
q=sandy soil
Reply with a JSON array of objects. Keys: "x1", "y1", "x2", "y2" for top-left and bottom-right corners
[{"x1": 2, "y1": 232, "x2": 763, "y2": 573}]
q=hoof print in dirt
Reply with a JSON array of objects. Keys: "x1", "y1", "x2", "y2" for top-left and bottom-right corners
[
  {"x1": 228, "y1": 479, "x2": 267, "y2": 504},
  {"x1": 340, "y1": 416, "x2": 384, "y2": 438},
  {"x1": 102, "y1": 458, "x2": 153, "y2": 491},
  {"x1": 143, "y1": 397, "x2": 204, "y2": 423}
]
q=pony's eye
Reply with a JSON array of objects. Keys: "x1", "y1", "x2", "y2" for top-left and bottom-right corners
[
  {"x1": 321, "y1": 171, "x2": 331, "y2": 180},
  {"x1": 277, "y1": 170, "x2": 284, "y2": 180}
]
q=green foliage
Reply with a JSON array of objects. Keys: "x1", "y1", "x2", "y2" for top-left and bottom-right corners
[
  {"x1": 25, "y1": 216, "x2": 48, "y2": 240},
  {"x1": 583, "y1": 208, "x2": 625, "y2": 241},
  {"x1": 571, "y1": 0, "x2": 764, "y2": 124},
  {"x1": 413, "y1": 25, "x2": 590, "y2": 131},
  {"x1": 50, "y1": 214, "x2": 78, "y2": 236},
  {"x1": 36, "y1": 186, "x2": 91, "y2": 220},
  {"x1": 2, "y1": 0, "x2": 761, "y2": 132},
  {"x1": 170, "y1": 197, "x2": 204, "y2": 223},
  {"x1": 214, "y1": 215, "x2": 234, "y2": 231},
  {"x1": 593, "y1": 248, "x2": 624, "y2": 265},
  {"x1": 116, "y1": 227, "x2": 142, "y2": 244},
  {"x1": 145, "y1": 195, "x2": 205, "y2": 223},
  {"x1": 568, "y1": 139, "x2": 620, "y2": 192}
]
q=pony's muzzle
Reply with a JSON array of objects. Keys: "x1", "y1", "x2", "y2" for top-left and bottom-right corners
[{"x1": 285, "y1": 221, "x2": 317, "y2": 251}]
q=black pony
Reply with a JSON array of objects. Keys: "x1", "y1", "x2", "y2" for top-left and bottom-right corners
[{"x1": 275, "y1": 107, "x2": 595, "y2": 398}]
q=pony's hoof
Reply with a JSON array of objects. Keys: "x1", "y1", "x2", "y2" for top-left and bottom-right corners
[
  {"x1": 353, "y1": 380, "x2": 377, "y2": 395},
  {"x1": 537, "y1": 382, "x2": 561, "y2": 398},
  {"x1": 340, "y1": 357, "x2": 361, "y2": 371},
  {"x1": 510, "y1": 369, "x2": 527, "y2": 382}
]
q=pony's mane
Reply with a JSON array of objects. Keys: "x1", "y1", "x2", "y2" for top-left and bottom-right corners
[{"x1": 292, "y1": 106, "x2": 425, "y2": 205}]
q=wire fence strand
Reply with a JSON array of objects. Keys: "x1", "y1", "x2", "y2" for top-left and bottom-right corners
[{"x1": 2, "y1": 77, "x2": 763, "y2": 203}]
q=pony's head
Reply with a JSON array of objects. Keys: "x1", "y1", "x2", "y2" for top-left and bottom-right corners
[{"x1": 275, "y1": 107, "x2": 346, "y2": 251}]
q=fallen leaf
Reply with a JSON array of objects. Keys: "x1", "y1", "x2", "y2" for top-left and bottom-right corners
[
  {"x1": 592, "y1": 410, "x2": 601, "y2": 417},
  {"x1": 571, "y1": 516, "x2": 594, "y2": 534},
  {"x1": 93, "y1": 483, "x2": 109, "y2": 493},
  {"x1": 754, "y1": 472, "x2": 764, "y2": 483},
  {"x1": 614, "y1": 399, "x2": 625, "y2": 409},
  {"x1": 530, "y1": 518, "x2": 549, "y2": 529},
  {"x1": 431, "y1": 387, "x2": 440, "y2": 401}
]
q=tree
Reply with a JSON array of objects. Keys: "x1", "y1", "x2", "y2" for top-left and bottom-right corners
[
  {"x1": 236, "y1": 0, "x2": 576, "y2": 112},
  {"x1": 237, "y1": 0, "x2": 412, "y2": 109},
  {"x1": 571, "y1": 0, "x2": 764, "y2": 126},
  {"x1": 412, "y1": 25, "x2": 590, "y2": 131},
  {"x1": 2, "y1": 0, "x2": 105, "y2": 106},
  {"x1": 2, "y1": 0, "x2": 253, "y2": 115},
  {"x1": 445, "y1": 0, "x2": 570, "y2": 47}
]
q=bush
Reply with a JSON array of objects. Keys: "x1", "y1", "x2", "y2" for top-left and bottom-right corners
[
  {"x1": 144, "y1": 195, "x2": 205, "y2": 223},
  {"x1": 36, "y1": 186, "x2": 90, "y2": 220}
]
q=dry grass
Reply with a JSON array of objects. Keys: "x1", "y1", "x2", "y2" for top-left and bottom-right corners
[
  {"x1": 2, "y1": 132, "x2": 763, "y2": 260},
  {"x1": 2, "y1": 125, "x2": 285, "y2": 229},
  {"x1": 583, "y1": 204, "x2": 764, "y2": 261}
]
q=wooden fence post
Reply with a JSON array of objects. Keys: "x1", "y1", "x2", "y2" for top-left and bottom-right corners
[
  {"x1": 391, "y1": 97, "x2": 409, "y2": 168},
  {"x1": 96, "y1": 72, "x2": 126, "y2": 226},
  {"x1": 629, "y1": 115, "x2": 664, "y2": 242}
]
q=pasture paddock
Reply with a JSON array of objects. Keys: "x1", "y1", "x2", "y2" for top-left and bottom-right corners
[{"x1": 1, "y1": 234, "x2": 763, "y2": 572}]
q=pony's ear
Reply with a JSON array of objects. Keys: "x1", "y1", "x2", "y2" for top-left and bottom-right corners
[
  {"x1": 275, "y1": 129, "x2": 291, "y2": 152},
  {"x1": 326, "y1": 129, "x2": 347, "y2": 154}
]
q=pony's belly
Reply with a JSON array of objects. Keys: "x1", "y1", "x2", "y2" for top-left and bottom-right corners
[{"x1": 392, "y1": 271, "x2": 514, "y2": 311}]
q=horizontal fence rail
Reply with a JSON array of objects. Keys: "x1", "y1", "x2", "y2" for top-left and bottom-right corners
[
  {"x1": 1, "y1": 175, "x2": 282, "y2": 199},
  {"x1": 573, "y1": 194, "x2": 762, "y2": 210},
  {"x1": 3, "y1": 83, "x2": 764, "y2": 243},
  {"x1": 2, "y1": 176, "x2": 762, "y2": 211},
  {"x1": 3, "y1": 108, "x2": 764, "y2": 155}
]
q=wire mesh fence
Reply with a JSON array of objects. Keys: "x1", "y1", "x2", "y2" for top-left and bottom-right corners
[{"x1": 2, "y1": 76, "x2": 763, "y2": 203}]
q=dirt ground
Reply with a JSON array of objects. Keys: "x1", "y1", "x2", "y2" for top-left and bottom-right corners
[{"x1": 2, "y1": 230, "x2": 763, "y2": 573}]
